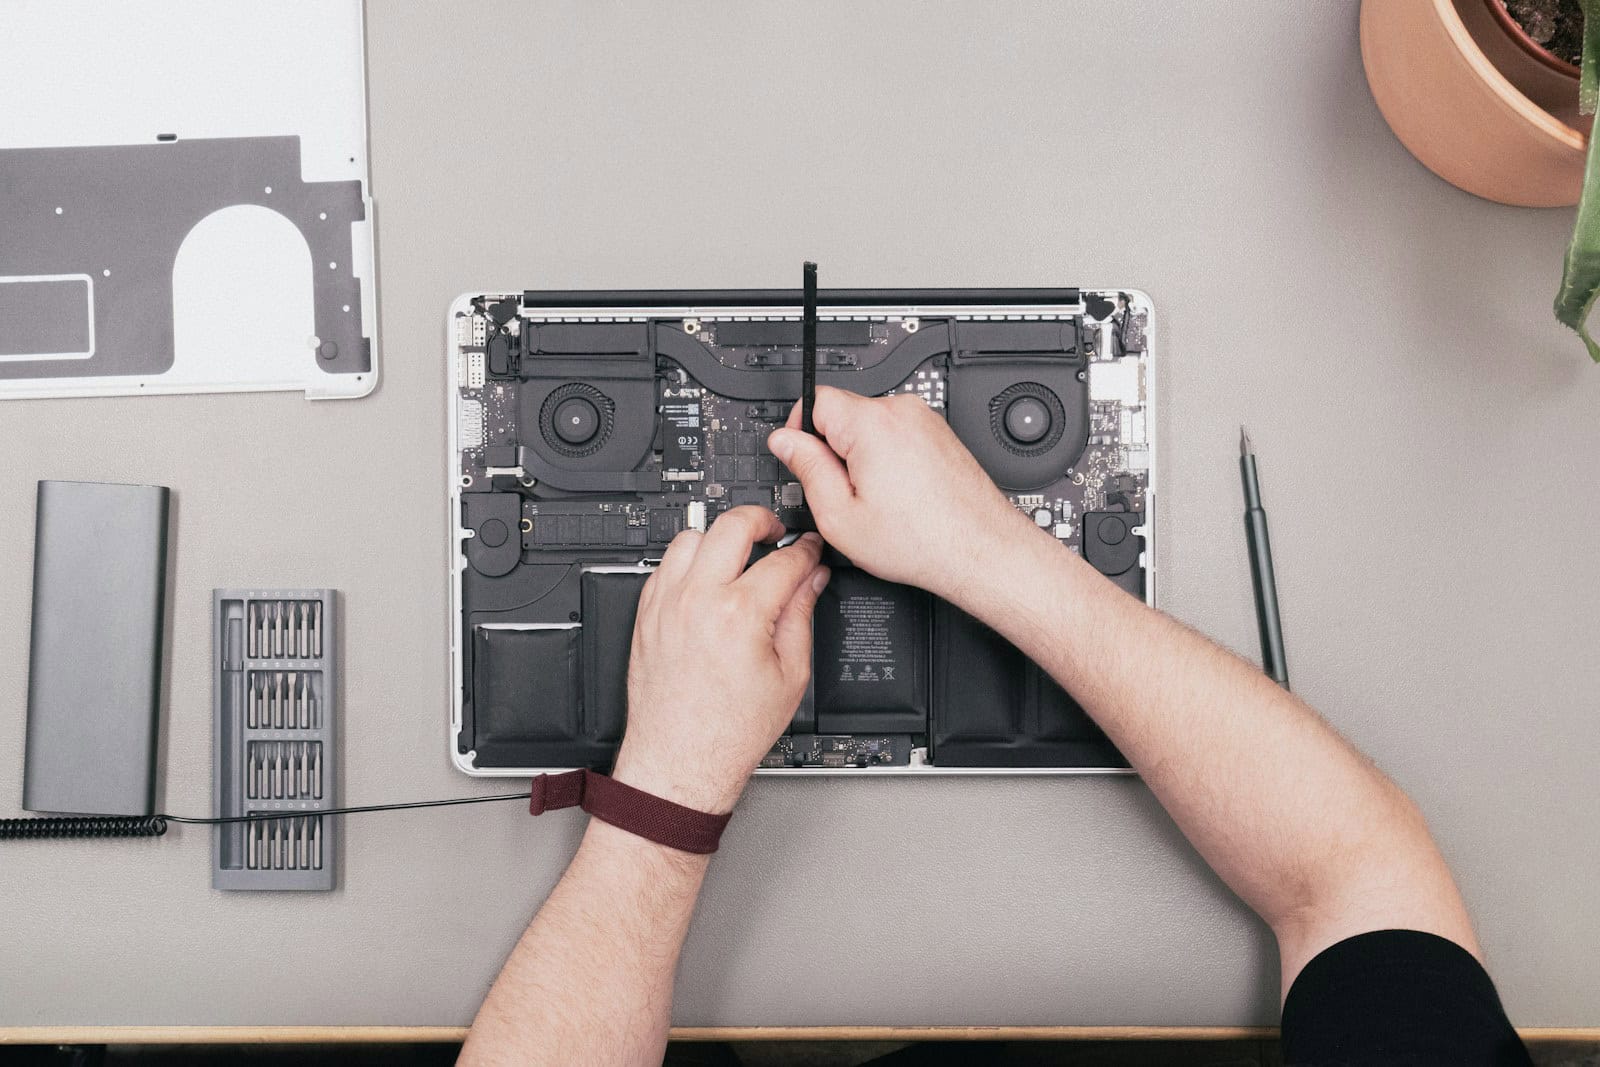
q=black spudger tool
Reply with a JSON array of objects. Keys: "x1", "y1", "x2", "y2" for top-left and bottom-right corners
[
  {"x1": 1240, "y1": 427, "x2": 1289, "y2": 688},
  {"x1": 800, "y1": 261, "x2": 818, "y2": 434}
]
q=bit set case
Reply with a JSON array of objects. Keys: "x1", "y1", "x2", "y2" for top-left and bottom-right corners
[{"x1": 213, "y1": 589, "x2": 338, "y2": 890}]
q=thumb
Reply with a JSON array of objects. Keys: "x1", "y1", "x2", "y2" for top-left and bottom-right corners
[
  {"x1": 767, "y1": 429, "x2": 854, "y2": 515},
  {"x1": 773, "y1": 565, "x2": 829, "y2": 678}
]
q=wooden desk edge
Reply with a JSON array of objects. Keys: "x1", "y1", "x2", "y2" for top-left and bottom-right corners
[{"x1": 1, "y1": 1026, "x2": 1597, "y2": 1045}]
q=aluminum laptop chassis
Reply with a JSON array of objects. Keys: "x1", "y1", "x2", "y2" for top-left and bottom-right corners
[{"x1": 449, "y1": 288, "x2": 1155, "y2": 777}]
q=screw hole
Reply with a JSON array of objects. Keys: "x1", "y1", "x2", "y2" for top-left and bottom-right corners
[
  {"x1": 319, "y1": 212, "x2": 327, "y2": 221},
  {"x1": 102, "y1": 269, "x2": 111, "y2": 277},
  {"x1": 329, "y1": 262, "x2": 337, "y2": 270},
  {"x1": 54, "y1": 206, "x2": 63, "y2": 215},
  {"x1": 264, "y1": 185, "x2": 272, "y2": 194},
  {"x1": 342, "y1": 305, "x2": 350, "y2": 313}
]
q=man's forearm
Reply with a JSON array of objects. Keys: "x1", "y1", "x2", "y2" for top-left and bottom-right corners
[
  {"x1": 960, "y1": 524, "x2": 1478, "y2": 987},
  {"x1": 459, "y1": 819, "x2": 710, "y2": 1067}
]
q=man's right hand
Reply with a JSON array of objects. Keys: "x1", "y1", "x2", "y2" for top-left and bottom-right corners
[
  {"x1": 769, "y1": 394, "x2": 1492, "y2": 1032},
  {"x1": 766, "y1": 386, "x2": 1040, "y2": 608}
]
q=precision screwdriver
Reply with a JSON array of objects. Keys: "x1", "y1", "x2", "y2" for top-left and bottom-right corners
[{"x1": 1240, "y1": 427, "x2": 1289, "y2": 688}]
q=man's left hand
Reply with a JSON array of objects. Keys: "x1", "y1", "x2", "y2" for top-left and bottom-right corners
[{"x1": 611, "y1": 506, "x2": 828, "y2": 814}]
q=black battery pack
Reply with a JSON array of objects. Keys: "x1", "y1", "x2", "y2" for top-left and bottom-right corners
[{"x1": 812, "y1": 569, "x2": 929, "y2": 735}]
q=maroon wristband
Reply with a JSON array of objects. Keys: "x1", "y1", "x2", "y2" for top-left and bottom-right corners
[{"x1": 528, "y1": 769, "x2": 732, "y2": 854}]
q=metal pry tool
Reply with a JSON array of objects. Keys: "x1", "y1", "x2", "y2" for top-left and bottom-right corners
[{"x1": 801, "y1": 260, "x2": 818, "y2": 434}]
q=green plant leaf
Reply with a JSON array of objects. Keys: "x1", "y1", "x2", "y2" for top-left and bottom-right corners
[{"x1": 1555, "y1": 0, "x2": 1600, "y2": 361}]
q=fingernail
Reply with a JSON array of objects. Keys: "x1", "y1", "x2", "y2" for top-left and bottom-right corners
[
  {"x1": 767, "y1": 431, "x2": 792, "y2": 461},
  {"x1": 799, "y1": 532, "x2": 821, "y2": 549},
  {"x1": 811, "y1": 566, "x2": 830, "y2": 594}
]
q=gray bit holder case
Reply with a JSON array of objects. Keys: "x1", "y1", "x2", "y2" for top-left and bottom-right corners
[{"x1": 213, "y1": 589, "x2": 338, "y2": 891}]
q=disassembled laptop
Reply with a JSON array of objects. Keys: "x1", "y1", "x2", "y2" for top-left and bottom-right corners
[{"x1": 450, "y1": 286, "x2": 1154, "y2": 775}]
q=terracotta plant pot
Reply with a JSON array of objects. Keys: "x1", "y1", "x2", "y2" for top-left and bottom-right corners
[{"x1": 1360, "y1": 0, "x2": 1591, "y2": 207}]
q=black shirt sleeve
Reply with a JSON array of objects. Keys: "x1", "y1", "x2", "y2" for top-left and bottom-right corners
[{"x1": 1281, "y1": 929, "x2": 1532, "y2": 1067}]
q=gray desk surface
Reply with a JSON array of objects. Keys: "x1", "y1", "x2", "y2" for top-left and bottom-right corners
[{"x1": 3, "y1": 0, "x2": 1597, "y2": 1031}]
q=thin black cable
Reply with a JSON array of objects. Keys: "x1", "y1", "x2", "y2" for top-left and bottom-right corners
[
  {"x1": 1, "y1": 790, "x2": 535, "y2": 840},
  {"x1": 163, "y1": 790, "x2": 533, "y2": 825}
]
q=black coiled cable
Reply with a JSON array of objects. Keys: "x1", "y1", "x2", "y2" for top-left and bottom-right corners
[
  {"x1": 0, "y1": 790, "x2": 535, "y2": 842},
  {"x1": 0, "y1": 815, "x2": 169, "y2": 840}
]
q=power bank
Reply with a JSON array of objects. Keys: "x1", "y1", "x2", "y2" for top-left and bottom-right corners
[{"x1": 22, "y1": 480, "x2": 171, "y2": 816}]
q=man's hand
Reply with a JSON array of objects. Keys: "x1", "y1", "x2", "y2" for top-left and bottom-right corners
[
  {"x1": 610, "y1": 506, "x2": 827, "y2": 814},
  {"x1": 462, "y1": 506, "x2": 822, "y2": 1066},
  {"x1": 767, "y1": 386, "x2": 1039, "y2": 607}
]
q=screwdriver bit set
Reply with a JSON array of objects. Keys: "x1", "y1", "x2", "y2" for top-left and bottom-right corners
[{"x1": 213, "y1": 589, "x2": 338, "y2": 890}]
